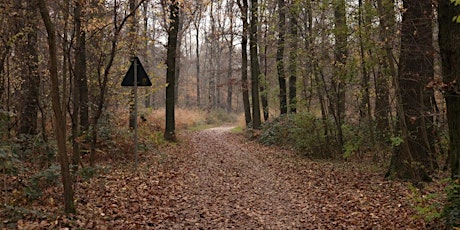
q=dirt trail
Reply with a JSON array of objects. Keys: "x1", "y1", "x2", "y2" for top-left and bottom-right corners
[
  {"x1": 4, "y1": 127, "x2": 437, "y2": 229},
  {"x1": 153, "y1": 127, "x2": 424, "y2": 229}
]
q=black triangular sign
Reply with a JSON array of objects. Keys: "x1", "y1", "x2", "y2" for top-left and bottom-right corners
[{"x1": 121, "y1": 57, "x2": 152, "y2": 86}]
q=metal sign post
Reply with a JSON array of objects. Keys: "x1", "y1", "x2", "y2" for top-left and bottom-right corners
[
  {"x1": 121, "y1": 57, "x2": 152, "y2": 169},
  {"x1": 134, "y1": 58, "x2": 138, "y2": 168}
]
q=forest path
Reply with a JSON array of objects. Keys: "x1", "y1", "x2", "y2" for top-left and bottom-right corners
[{"x1": 151, "y1": 127, "x2": 424, "y2": 229}]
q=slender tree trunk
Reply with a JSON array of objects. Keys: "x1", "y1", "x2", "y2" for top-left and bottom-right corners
[
  {"x1": 237, "y1": 0, "x2": 252, "y2": 126},
  {"x1": 333, "y1": 0, "x2": 348, "y2": 153},
  {"x1": 277, "y1": 0, "x2": 287, "y2": 115},
  {"x1": 259, "y1": 23, "x2": 269, "y2": 120},
  {"x1": 18, "y1": 0, "x2": 40, "y2": 136},
  {"x1": 208, "y1": 3, "x2": 217, "y2": 110},
  {"x1": 288, "y1": 1, "x2": 298, "y2": 114},
  {"x1": 143, "y1": 2, "x2": 151, "y2": 108},
  {"x1": 375, "y1": 0, "x2": 393, "y2": 140},
  {"x1": 387, "y1": 0, "x2": 436, "y2": 181},
  {"x1": 439, "y1": 0, "x2": 460, "y2": 178},
  {"x1": 302, "y1": 0, "x2": 314, "y2": 111},
  {"x1": 195, "y1": 22, "x2": 201, "y2": 107},
  {"x1": 165, "y1": 0, "x2": 179, "y2": 141},
  {"x1": 250, "y1": 0, "x2": 261, "y2": 129},
  {"x1": 357, "y1": 0, "x2": 374, "y2": 145},
  {"x1": 174, "y1": 11, "x2": 183, "y2": 105},
  {"x1": 226, "y1": 11, "x2": 234, "y2": 113},
  {"x1": 128, "y1": 0, "x2": 137, "y2": 129},
  {"x1": 288, "y1": 1, "x2": 300, "y2": 113},
  {"x1": 72, "y1": 0, "x2": 88, "y2": 171},
  {"x1": 38, "y1": 0, "x2": 75, "y2": 214}
]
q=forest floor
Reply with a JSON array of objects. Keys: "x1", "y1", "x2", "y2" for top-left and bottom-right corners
[{"x1": 7, "y1": 126, "x2": 446, "y2": 229}]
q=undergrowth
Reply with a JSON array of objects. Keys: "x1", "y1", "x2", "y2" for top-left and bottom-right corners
[
  {"x1": 258, "y1": 113, "x2": 338, "y2": 158},
  {"x1": 257, "y1": 112, "x2": 388, "y2": 161}
]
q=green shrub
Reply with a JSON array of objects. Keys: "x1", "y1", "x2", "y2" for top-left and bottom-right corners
[
  {"x1": 0, "y1": 147, "x2": 21, "y2": 175},
  {"x1": 205, "y1": 109, "x2": 238, "y2": 125},
  {"x1": 24, "y1": 164, "x2": 61, "y2": 201},
  {"x1": 407, "y1": 183, "x2": 442, "y2": 223},
  {"x1": 259, "y1": 113, "x2": 338, "y2": 158},
  {"x1": 443, "y1": 182, "x2": 460, "y2": 228}
]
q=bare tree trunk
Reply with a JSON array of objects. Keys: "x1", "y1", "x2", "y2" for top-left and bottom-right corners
[
  {"x1": 386, "y1": 0, "x2": 436, "y2": 181},
  {"x1": 165, "y1": 0, "x2": 179, "y2": 141},
  {"x1": 438, "y1": 0, "x2": 460, "y2": 178},
  {"x1": 288, "y1": 1, "x2": 298, "y2": 114},
  {"x1": 174, "y1": 11, "x2": 183, "y2": 106},
  {"x1": 72, "y1": 0, "x2": 88, "y2": 171},
  {"x1": 277, "y1": 0, "x2": 287, "y2": 115},
  {"x1": 237, "y1": 0, "x2": 252, "y2": 126},
  {"x1": 332, "y1": 0, "x2": 348, "y2": 153},
  {"x1": 357, "y1": 0, "x2": 374, "y2": 143},
  {"x1": 38, "y1": 0, "x2": 75, "y2": 214},
  {"x1": 226, "y1": 7, "x2": 234, "y2": 113},
  {"x1": 128, "y1": 0, "x2": 137, "y2": 129},
  {"x1": 375, "y1": 0, "x2": 393, "y2": 140},
  {"x1": 195, "y1": 21, "x2": 201, "y2": 108},
  {"x1": 250, "y1": 0, "x2": 261, "y2": 129},
  {"x1": 18, "y1": 0, "x2": 40, "y2": 136},
  {"x1": 143, "y1": 2, "x2": 151, "y2": 108}
]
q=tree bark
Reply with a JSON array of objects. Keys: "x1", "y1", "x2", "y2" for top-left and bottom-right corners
[
  {"x1": 277, "y1": 0, "x2": 287, "y2": 115},
  {"x1": 288, "y1": 1, "x2": 298, "y2": 114},
  {"x1": 194, "y1": 21, "x2": 201, "y2": 108},
  {"x1": 375, "y1": 0, "x2": 393, "y2": 140},
  {"x1": 250, "y1": 0, "x2": 261, "y2": 129},
  {"x1": 18, "y1": 0, "x2": 40, "y2": 136},
  {"x1": 128, "y1": 0, "x2": 137, "y2": 129},
  {"x1": 165, "y1": 0, "x2": 179, "y2": 141},
  {"x1": 226, "y1": 7, "x2": 234, "y2": 113},
  {"x1": 38, "y1": 0, "x2": 75, "y2": 213},
  {"x1": 237, "y1": 0, "x2": 252, "y2": 126},
  {"x1": 439, "y1": 0, "x2": 460, "y2": 178},
  {"x1": 387, "y1": 0, "x2": 436, "y2": 181},
  {"x1": 333, "y1": 0, "x2": 348, "y2": 153}
]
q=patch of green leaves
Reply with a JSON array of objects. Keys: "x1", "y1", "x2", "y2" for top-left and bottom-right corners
[
  {"x1": 407, "y1": 183, "x2": 442, "y2": 223},
  {"x1": 0, "y1": 147, "x2": 21, "y2": 175},
  {"x1": 390, "y1": 136, "x2": 404, "y2": 147},
  {"x1": 258, "y1": 113, "x2": 337, "y2": 158},
  {"x1": 24, "y1": 164, "x2": 61, "y2": 201},
  {"x1": 443, "y1": 181, "x2": 460, "y2": 228}
]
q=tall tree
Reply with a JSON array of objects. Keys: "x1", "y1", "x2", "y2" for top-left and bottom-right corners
[
  {"x1": 72, "y1": 0, "x2": 88, "y2": 171},
  {"x1": 225, "y1": 1, "x2": 235, "y2": 113},
  {"x1": 386, "y1": 0, "x2": 436, "y2": 181},
  {"x1": 128, "y1": 0, "x2": 138, "y2": 129},
  {"x1": 375, "y1": 0, "x2": 394, "y2": 140},
  {"x1": 250, "y1": 0, "x2": 261, "y2": 129},
  {"x1": 194, "y1": 14, "x2": 201, "y2": 107},
  {"x1": 288, "y1": 0, "x2": 298, "y2": 114},
  {"x1": 439, "y1": 0, "x2": 460, "y2": 178},
  {"x1": 332, "y1": 0, "x2": 348, "y2": 152},
  {"x1": 38, "y1": 0, "x2": 75, "y2": 213},
  {"x1": 165, "y1": 0, "x2": 179, "y2": 141},
  {"x1": 237, "y1": 0, "x2": 252, "y2": 126},
  {"x1": 277, "y1": 0, "x2": 287, "y2": 115},
  {"x1": 17, "y1": 0, "x2": 40, "y2": 136},
  {"x1": 77, "y1": 2, "x2": 89, "y2": 132}
]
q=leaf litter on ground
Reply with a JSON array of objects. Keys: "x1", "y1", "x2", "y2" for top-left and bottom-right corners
[{"x1": 3, "y1": 126, "x2": 448, "y2": 229}]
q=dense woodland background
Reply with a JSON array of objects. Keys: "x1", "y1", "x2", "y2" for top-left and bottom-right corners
[{"x1": 1, "y1": 0, "x2": 460, "y2": 228}]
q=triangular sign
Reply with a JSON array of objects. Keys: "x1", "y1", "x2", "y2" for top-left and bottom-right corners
[{"x1": 121, "y1": 57, "x2": 152, "y2": 86}]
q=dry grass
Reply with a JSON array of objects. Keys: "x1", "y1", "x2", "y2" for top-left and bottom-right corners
[
  {"x1": 143, "y1": 108, "x2": 206, "y2": 130},
  {"x1": 143, "y1": 108, "x2": 244, "y2": 130}
]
